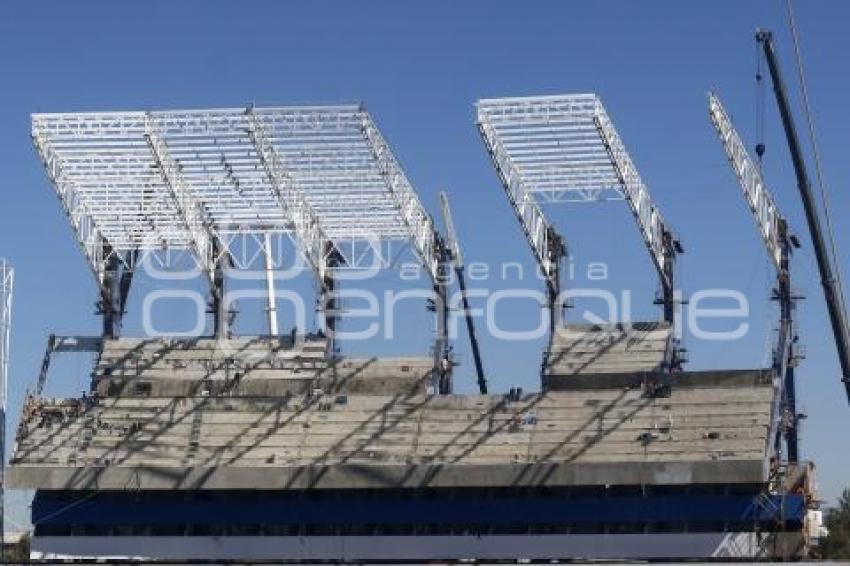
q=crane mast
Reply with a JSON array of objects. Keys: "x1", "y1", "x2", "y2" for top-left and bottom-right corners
[{"x1": 756, "y1": 29, "x2": 850, "y2": 403}]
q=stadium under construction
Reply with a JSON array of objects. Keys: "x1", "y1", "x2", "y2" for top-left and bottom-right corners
[{"x1": 4, "y1": 29, "x2": 850, "y2": 563}]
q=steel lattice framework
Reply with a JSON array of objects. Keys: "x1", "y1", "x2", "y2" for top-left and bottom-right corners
[
  {"x1": 32, "y1": 105, "x2": 441, "y2": 288},
  {"x1": 708, "y1": 91, "x2": 795, "y2": 461},
  {"x1": 708, "y1": 93, "x2": 784, "y2": 269},
  {"x1": 476, "y1": 93, "x2": 675, "y2": 292}
]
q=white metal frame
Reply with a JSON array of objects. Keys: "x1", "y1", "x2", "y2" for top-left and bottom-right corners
[
  {"x1": 0, "y1": 259, "x2": 11, "y2": 418},
  {"x1": 708, "y1": 93, "x2": 784, "y2": 269},
  {"x1": 0, "y1": 259, "x2": 12, "y2": 538},
  {"x1": 476, "y1": 93, "x2": 674, "y2": 289},
  {"x1": 143, "y1": 115, "x2": 216, "y2": 282},
  {"x1": 32, "y1": 104, "x2": 440, "y2": 289},
  {"x1": 708, "y1": 92, "x2": 792, "y2": 459}
]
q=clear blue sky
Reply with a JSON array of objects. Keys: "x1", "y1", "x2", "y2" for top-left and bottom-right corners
[{"x1": 1, "y1": 1, "x2": 848, "y2": 529}]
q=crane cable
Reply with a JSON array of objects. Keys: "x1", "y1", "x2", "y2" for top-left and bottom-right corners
[
  {"x1": 755, "y1": 39, "x2": 766, "y2": 170},
  {"x1": 785, "y1": 0, "x2": 848, "y2": 311}
]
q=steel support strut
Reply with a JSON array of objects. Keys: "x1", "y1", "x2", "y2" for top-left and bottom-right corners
[
  {"x1": 209, "y1": 238, "x2": 230, "y2": 339},
  {"x1": 593, "y1": 111, "x2": 679, "y2": 324}
]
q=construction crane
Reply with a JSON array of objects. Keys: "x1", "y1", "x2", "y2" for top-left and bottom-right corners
[
  {"x1": 756, "y1": 29, "x2": 850, "y2": 404},
  {"x1": 0, "y1": 259, "x2": 13, "y2": 544},
  {"x1": 709, "y1": 93, "x2": 802, "y2": 461},
  {"x1": 439, "y1": 192, "x2": 487, "y2": 394}
]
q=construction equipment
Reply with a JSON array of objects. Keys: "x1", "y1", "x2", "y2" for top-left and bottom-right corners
[
  {"x1": 755, "y1": 29, "x2": 850, "y2": 403},
  {"x1": 439, "y1": 192, "x2": 487, "y2": 394},
  {"x1": 708, "y1": 93, "x2": 801, "y2": 461}
]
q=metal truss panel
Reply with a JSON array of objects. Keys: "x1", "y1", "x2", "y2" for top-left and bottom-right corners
[
  {"x1": 592, "y1": 99, "x2": 670, "y2": 284},
  {"x1": 477, "y1": 115, "x2": 559, "y2": 282},
  {"x1": 32, "y1": 104, "x2": 439, "y2": 281},
  {"x1": 477, "y1": 93, "x2": 674, "y2": 286},
  {"x1": 246, "y1": 110, "x2": 334, "y2": 280},
  {"x1": 143, "y1": 116, "x2": 215, "y2": 279},
  {"x1": 359, "y1": 113, "x2": 440, "y2": 280},
  {"x1": 708, "y1": 93, "x2": 784, "y2": 269}
]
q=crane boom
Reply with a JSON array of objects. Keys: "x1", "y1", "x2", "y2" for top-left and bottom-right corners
[
  {"x1": 757, "y1": 29, "x2": 850, "y2": 403},
  {"x1": 439, "y1": 192, "x2": 487, "y2": 394}
]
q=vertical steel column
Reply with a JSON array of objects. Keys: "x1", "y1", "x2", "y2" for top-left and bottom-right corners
[
  {"x1": 434, "y1": 281, "x2": 450, "y2": 394},
  {"x1": 99, "y1": 246, "x2": 122, "y2": 339},
  {"x1": 661, "y1": 231, "x2": 676, "y2": 325},
  {"x1": 545, "y1": 226, "x2": 566, "y2": 334},
  {"x1": 210, "y1": 239, "x2": 228, "y2": 339}
]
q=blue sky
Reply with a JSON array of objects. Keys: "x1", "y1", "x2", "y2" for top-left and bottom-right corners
[{"x1": 1, "y1": 0, "x2": 849, "y2": 527}]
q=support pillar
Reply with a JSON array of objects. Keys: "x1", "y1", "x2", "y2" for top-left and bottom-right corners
[
  {"x1": 661, "y1": 232, "x2": 676, "y2": 325},
  {"x1": 210, "y1": 239, "x2": 228, "y2": 339},
  {"x1": 263, "y1": 233, "x2": 279, "y2": 336},
  {"x1": 321, "y1": 274, "x2": 337, "y2": 354},
  {"x1": 99, "y1": 244, "x2": 128, "y2": 339},
  {"x1": 434, "y1": 279, "x2": 450, "y2": 394}
]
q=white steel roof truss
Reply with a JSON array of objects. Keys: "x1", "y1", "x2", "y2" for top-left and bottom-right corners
[
  {"x1": 32, "y1": 104, "x2": 440, "y2": 284},
  {"x1": 477, "y1": 93, "x2": 675, "y2": 288}
]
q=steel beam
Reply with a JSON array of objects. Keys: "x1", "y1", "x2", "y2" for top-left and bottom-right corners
[
  {"x1": 31, "y1": 127, "x2": 112, "y2": 287},
  {"x1": 245, "y1": 109, "x2": 335, "y2": 283},
  {"x1": 144, "y1": 114, "x2": 216, "y2": 280},
  {"x1": 145, "y1": 115, "x2": 228, "y2": 337},
  {"x1": 359, "y1": 111, "x2": 441, "y2": 282},
  {"x1": 708, "y1": 94, "x2": 784, "y2": 269},
  {"x1": 476, "y1": 116, "x2": 563, "y2": 295},
  {"x1": 708, "y1": 92, "x2": 798, "y2": 461},
  {"x1": 592, "y1": 102, "x2": 673, "y2": 291},
  {"x1": 33, "y1": 105, "x2": 437, "y2": 271}
]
